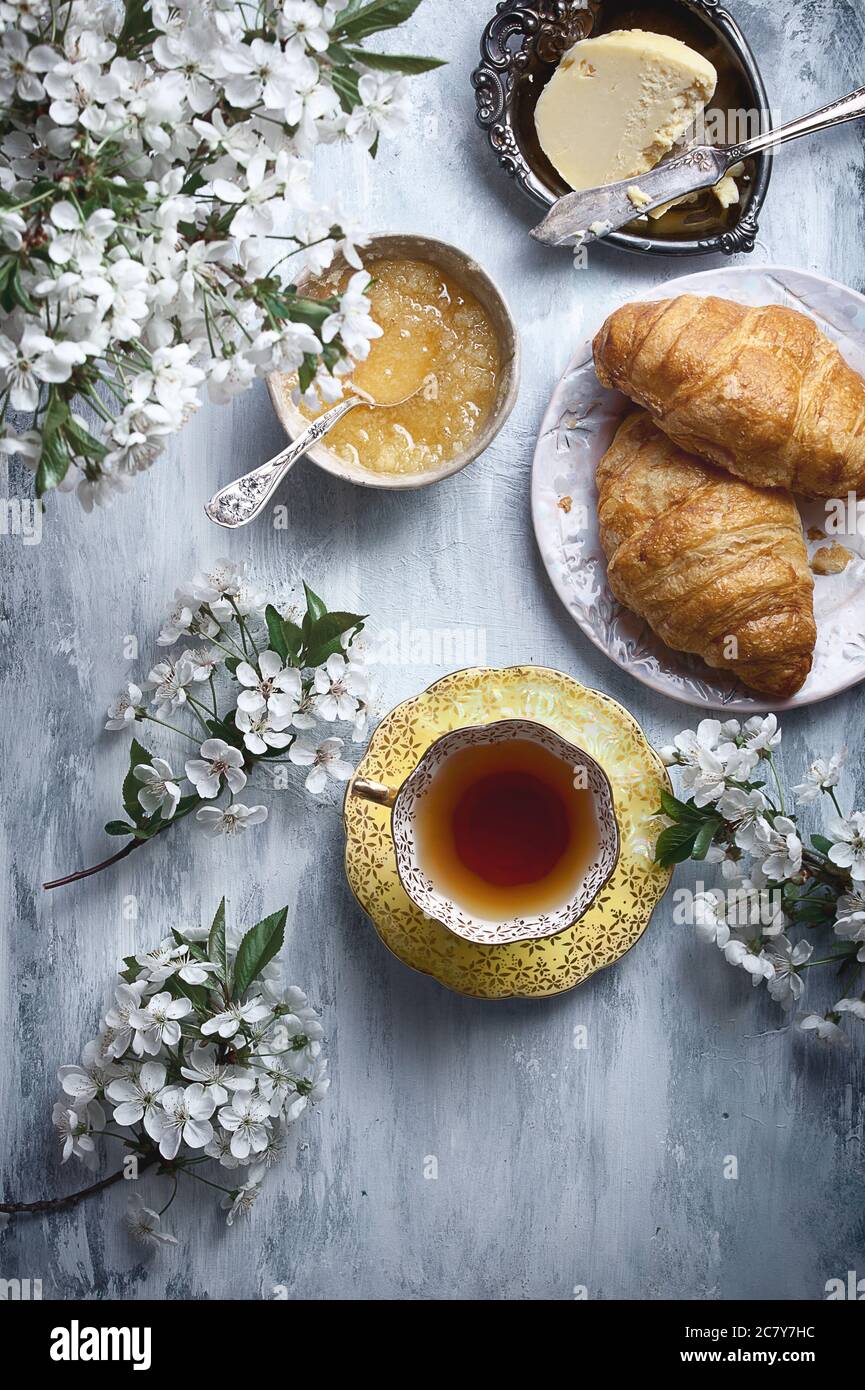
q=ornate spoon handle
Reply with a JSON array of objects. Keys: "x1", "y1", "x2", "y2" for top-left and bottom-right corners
[
  {"x1": 205, "y1": 397, "x2": 361, "y2": 528},
  {"x1": 733, "y1": 84, "x2": 865, "y2": 159}
]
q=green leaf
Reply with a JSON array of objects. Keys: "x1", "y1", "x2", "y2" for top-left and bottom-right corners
[
  {"x1": 35, "y1": 437, "x2": 69, "y2": 496},
  {"x1": 42, "y1": 389, "x2": 70, "y2": 441},
  {"x1": 790, "y1": 897, "x2": 837, "y2": 925},
  {"x1": 304, "y1": 611, "x2": 366, "y2": 666},
  {"x1": 654, "y1": 823, "x2": 701, "y2": 867},
  {"x1": 224, "y1": 655, "x2": 240, "y2": 676},
  {"x1": 63, "y1": 416, "x2": 109, "y2": 462},
  {"x1": 286, "y1": 297, "x2": 332, "y2": 333},
  {"x1": 118, "y1": 955, "x2": 140, "y2": 985},
  {"x1": 659, "y1": 790, "x2": 704, "y2": 824},
  {"x1": 297, "y1": 352, "x2": 317, "y2": 394},
  {"x1": 330, "y1": 63, "x2": 361, "y2": 114},
  {"x1": 335, "y1": 0, "x2": 423, "y2": 42},
  {"x1": 303, "y1": 581, "x2": 328, "y2": 625},
  {"x1": 691, "y1": 819, "x2": 722, "y2": 861},
  {"x1": 122, "y1": 737, "x2": 154, "y2": 828},
  {"x1": 231, "y1": 907, "x2": 287, "y2": 1003},
  {"x1": 265, "y1": 605, "x2": 288, "y2": 661},
  {"x1": 105, "y1": 820, "x2": 136, "y2": 837},
  {"x1": 208, "y1": 897, "x2": 229, "y2": 984},
  {"x1": 282, "y1": 619, "x2": 304, "y2": 662},
  {"x1": 811, "y1": 834, "x2": 833, "y2": 855},
  {"x1": 346, "y1": 48, "x2": 446, "y2": 73}
]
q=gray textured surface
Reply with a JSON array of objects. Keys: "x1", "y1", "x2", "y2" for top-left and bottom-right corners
[{"x1": 1, "y1": 0, "x2": 864, "y2": 1301}]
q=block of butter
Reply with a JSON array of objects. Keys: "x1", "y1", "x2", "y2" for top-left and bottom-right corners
[{"x1": 534, "y1": 29, "x2": 717, "y2": 192}]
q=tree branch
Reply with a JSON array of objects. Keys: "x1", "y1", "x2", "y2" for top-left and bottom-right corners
[
  {"x1": 43, "y1": 838, "x2": 142, "y2": 890},
  {"x1": 0, "y1": 1154, "x2": 157, "y2": 1214}
]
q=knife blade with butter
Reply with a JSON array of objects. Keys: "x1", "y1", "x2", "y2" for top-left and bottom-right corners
[{"x1": 530, "y1": 145, "x2": 732, "y2": 249}]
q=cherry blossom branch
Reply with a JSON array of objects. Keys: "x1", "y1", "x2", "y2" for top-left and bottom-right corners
[{"x1": 0, "y1": 1155, "x2": 156, "y2": 1215}]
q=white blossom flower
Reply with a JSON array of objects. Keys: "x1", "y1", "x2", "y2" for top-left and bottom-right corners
[
  {"x1": 126, "y1": 1192, "x2": 178, "y2": 1247},
  {"x1": 185, "y1": 738, "x2": 247, "y2": 799},
  {"x1": 279, "y1": 1, "x2": 332, "y2": 57},
  {"x1": 660, "y1": 720, "x2": 757, "y2": 807},
  {"x1": 234, "y1": 704, "x2": 292, "y2": 755},
  {"x1": 826, "y1": 811, "x2": 865, "y2": 881},
  {"x1": 796, "y1": 1011, "x2": 849, "y2": 1046},
  {"x1": 221, "y1": 1163, "x2": 266, "y2": 1225},
  {"x1": 146, "y1": 655, "x2": 195, "y2": 710},
  {"x1": 201, "y1": 997, "x2": 271, "y2": 1041},
  {"x1": 134, "y1": 938, "x2": 217, "y2": 986},
  {"x1": 763, "y1": 936, "x2": 812, "y2": 1009},
  {"x1": 106, "y1": 1061, "x2": 168, "y2": 1138},
  {"x1": 288, "y1": 734, "x2": 353, "y2": 793},
  {"x1": 716, "y1": 787, "x2": 767, "y2": 853},
  {"x1": 345, "y1": 72, "x2": 411, "y2": 152},
  {"x1": 235, "y1": 650, "x2": 302, "y2": 719},
  {"x1": 741, "y1": 713, "x2": 782, "y2": 754},
  {"x1": 834, "y1": 995, "x2": 865, "y2": 1021},
  {"x1": 133, "y1": 757, "x2": 181, "y2": 819},
  {"x1": 150, "y1": 1083, "x2": 215, "y2": 1160},
  {"x1": 52, "y1": 1101, "x2": 102, "y2": 1167},
  {"x1": 219, "y1": 37, "x2": 298, "y2": 110},
  {"x1": 189, "y1": 560, "x2": 243, "y2": 606},
  {"x1": 721, "y1": 937, "x2": 775, "y2": 985},
  {"x1": 321, "y1": 269, "x2": 383, "y2": 360},
  {"x1": 755, "y1": 815, "x2": 803, "y2": 882},
  {"x1": 313, "y1": 651, "x2": 367, "y2": 722},
  {"x1": 47, "y1": 202, "x2": 116, "y2": 271},
  {"x1": 180, "y1": 1044, "x2": 255, "y2": 1107},
  {"x1": 185, "y1": 646, "x2": 222, "y2": 681},
  {"x1": 57, "y1": 1062, "x2": 101, "y2": 1107},
  {"x1": 792, "y1": 752, "x2": 845, "y2": 805},
  {"x1": 833, "y1": 889, "x2": 865, "y2": 943},
  {"x1": 105, "y1": 682, "x2": 143, "y2": 731},
  {"x1": 692, "y1": 889, "x2": 730, "y2": 947},
  {"x1": 0, "y1": 323, "x2": 85, "y2": 411},
  {"x1": 156, "y1": 591, "x2": 195, "y2": 646},
  {"x1": 195, "y1": 802, "x2": 268, "y2": 837},
  {"x1": 704, "y1": 843, "x2": 743, "y2": 881},
  {"x1": 128, "y1": 991, "x2": 191, "y2": 1057},
  {"x1": 218, "y1": 1093, "x2": 272, "y2": 1159},
  {"x1": 295, "y1": 1054, "x2": 329, "y2": 1107},
  {"x1": 104, "y1": 982, "x2": 147, "y2": 1057}
]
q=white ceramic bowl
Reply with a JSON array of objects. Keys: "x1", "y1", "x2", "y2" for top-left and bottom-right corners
[{"x1": 267, "y1": 233, "x2": 520, "y2": 490}]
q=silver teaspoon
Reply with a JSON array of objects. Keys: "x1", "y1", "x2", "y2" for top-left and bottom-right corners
[{"x1": 204, "y1": 383, "x2": 424, "y2": 528}]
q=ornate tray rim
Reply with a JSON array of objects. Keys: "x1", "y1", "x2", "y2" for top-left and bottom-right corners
[{"x1": 470, "y1": 0, "x2": 773, "y2": 258}]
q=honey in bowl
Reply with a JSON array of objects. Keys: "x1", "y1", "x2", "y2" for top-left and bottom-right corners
[
  {"x1": 413, "y1": 739, "x2": 601, "y2": 921},
  {"x1": 292, "y1": 257, "x2": 501, "y2": 476}
]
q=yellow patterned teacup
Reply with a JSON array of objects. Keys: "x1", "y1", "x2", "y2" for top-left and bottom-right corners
[{"x1": 350, "y1": 718, "x2": 619, "y2": 946}]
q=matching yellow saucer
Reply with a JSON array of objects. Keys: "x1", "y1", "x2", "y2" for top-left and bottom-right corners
[{"x1": 343, "y1": 666, "x2": 672, "y2": 999}]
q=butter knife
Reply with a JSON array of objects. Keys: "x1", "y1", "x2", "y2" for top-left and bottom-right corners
[{"x1": 530, "y1": 83, "x2": 865, "y2": 248}]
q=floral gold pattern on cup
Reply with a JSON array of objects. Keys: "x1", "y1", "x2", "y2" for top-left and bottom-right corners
[
  {"x1": 387, "y1": 720, "x2": 619, "y2": 945},
  {"x1": 343, "y1": 666, "x2": 672, "y2": 999}
]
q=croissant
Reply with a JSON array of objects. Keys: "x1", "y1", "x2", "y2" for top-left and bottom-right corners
[
  {"x1": 596, "y1": 411, "x2": 816, "y2": 698},
  {"x1": 593, "y1": 294, "x2": 865, "y2": 498}
]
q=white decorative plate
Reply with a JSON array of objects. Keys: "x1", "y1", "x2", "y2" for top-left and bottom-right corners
[{"x1": 531, "y1": 265, "x2": 865, "y2": 713}]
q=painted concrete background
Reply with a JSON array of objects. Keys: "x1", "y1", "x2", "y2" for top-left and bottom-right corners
[{"x1": 1, "y1": 0, "x2": 863, "y2": 1299}]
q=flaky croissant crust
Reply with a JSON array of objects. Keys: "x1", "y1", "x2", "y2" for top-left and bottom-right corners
[
  {"x1": 596, "y1": 411, "x2": 816, "y2": 699},
  {"x1": 593, "y1": 294, "x2": 865, "y2": 499}
]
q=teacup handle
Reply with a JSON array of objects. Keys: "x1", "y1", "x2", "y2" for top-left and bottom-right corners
[{"x1": 351, "y1": 778, "x2": 397, "y2": 808}]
